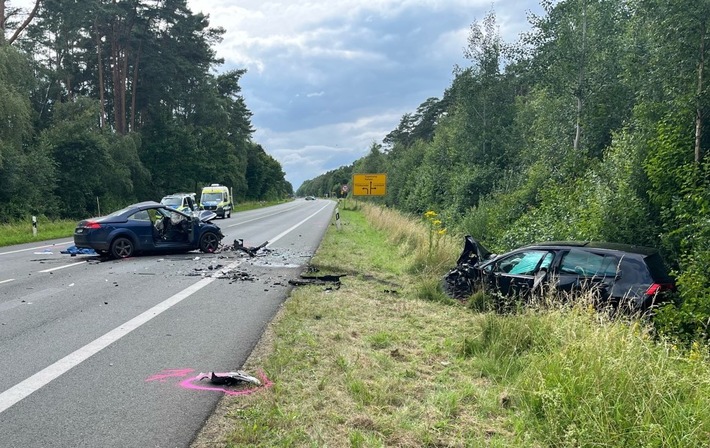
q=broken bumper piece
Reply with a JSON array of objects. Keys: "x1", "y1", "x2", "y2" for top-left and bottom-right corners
[{"x1": 196, "y1": 370, "x2": 262, "y2": 386}]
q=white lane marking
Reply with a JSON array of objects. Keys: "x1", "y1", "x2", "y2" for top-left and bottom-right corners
[
  {"x1": 0, "y1": 279, "x2": 15, "y2": 285},
  {"x1": 0, "y1": 241, "x2": 74, "y2": 256},
  {"x1": 266, "y1": 203, "x2": 333, "y2": 247},
  {"x1": 38, "y1": 261, "x2": 88, "y2": 273},
  {"x1": 0, "y1": 261, "x2": 244, "y2": 414}
]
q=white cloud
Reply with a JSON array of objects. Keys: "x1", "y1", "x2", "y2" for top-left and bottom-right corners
[
  {"x1": 253, "y1": 110, "x2": 404, "y2": 188},
  {"x1": 184, "y1": 0, "x2": 542, "y2": 190},
  {"x1": 10, "y1": 0, "x2": 540, "y2": 191}
]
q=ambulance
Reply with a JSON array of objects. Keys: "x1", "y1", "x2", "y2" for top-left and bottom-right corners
[{"x1": 199, "y1": 184, "x2": 233, "y2": 218}]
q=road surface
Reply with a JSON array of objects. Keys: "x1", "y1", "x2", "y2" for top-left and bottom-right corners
[{"x1": 0, "y1": 198, "x2": 336, "y2": 447}]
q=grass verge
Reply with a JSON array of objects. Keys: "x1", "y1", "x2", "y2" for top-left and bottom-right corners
[
  {"x1": 0, "y1": 218, "x2": 76, "y2": 247},
  {"x1": 193, "y1": 203, "x2": 710, "y2": 447}
]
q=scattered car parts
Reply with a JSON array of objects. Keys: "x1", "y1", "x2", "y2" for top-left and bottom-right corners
[
  {"x1": 196, "y1": 370, "x2": 262, "y2": 386},
  {"x1": 230, "y1": 239, "x2": 269, "y2": 257}
]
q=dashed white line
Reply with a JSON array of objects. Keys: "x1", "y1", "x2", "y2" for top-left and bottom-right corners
[
  {"x1": 38, "y1": 261, "x2": 88, "y2": 273},
  {"x1": 0, "y1": 279, "x2": 15, "y2": 285},
  {"x1": 266, "y1": 203, "x2": 332, "y2": 247}
]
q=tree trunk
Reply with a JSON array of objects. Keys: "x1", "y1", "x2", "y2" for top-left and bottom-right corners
[
  {"x1": 8, "y1": 0, "x2": 40, "y2": 45},
  {"x1": 110, "y1": 29, "x2": 122, "y2": 133},
  {"x1": 110, "y1": 19, "x2": 127, "y2": 135},
  {"x1": 95, "y1": 19, "x2": 105, "y2": 129},
  {"x1": 1, "y1": 0, "x2": 5, "y2": 46},
  {"x1": 120, "y1": 46, "x2": 128, "y2": 133},
  {"x1": 108, "y1": 3, "x2": 139, "y2": 135},
  {"x1": 695, "y1": 19, "x2": 706, "y2": 163},
  {"x1": 573, "y1": 0, "x2": 587, "y2": 152},
  {"x1": 129, "y1": 40, "x2": 142, "y2": 132}
]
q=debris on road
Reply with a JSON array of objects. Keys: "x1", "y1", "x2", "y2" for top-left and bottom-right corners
[
  {"x1": 34, "y1": 249, "x2": 54, "y2": 255},
  {"x1": 226, "y1": 239, "x2": 270, "y2": 257},
  {"x1": 61, "y1": 245, "x2": 97, "y2": 256},
  {"x1": 196, "y1": 370, "x2": 262, "y2": 386}
]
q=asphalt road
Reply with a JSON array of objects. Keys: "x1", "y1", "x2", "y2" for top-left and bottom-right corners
[{"x1": 0, "y1": 198, "x2": 337, "y2": 448}]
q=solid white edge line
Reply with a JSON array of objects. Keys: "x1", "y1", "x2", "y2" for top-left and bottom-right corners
[
  {"x1": 0, "y1": 258, "x2": 249, "y2": 414},
  {"x1": 0, "y1": 279, "x2": 15, "y2": 285},
  {"x1": 266, "y1": 203, "x2": 333, "y2": 247},
  {"x1": 38, "y1": 261, "x2": 88, "y2": 273}
]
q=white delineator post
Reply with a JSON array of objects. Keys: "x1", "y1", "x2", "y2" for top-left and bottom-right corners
[{"x1": 32, "y1": 216, "x2": 37, "y2": 236}]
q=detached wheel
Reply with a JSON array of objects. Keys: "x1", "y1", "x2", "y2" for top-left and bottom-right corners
[
  {"x1": 199, "y1": 232, "x2": 220, "y2": 253},
  {"x1": 110, "y1": 237, "x2": 134, "y2": 259}
]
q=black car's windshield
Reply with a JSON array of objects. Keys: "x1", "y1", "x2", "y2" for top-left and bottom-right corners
[{"x1": 499, "y1": 250, "x2": 552, "y2": 275}]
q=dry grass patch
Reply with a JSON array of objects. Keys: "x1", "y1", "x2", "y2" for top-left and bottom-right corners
[{"x1": 192, "y1": 205, "x2": 515, "y2": 447}]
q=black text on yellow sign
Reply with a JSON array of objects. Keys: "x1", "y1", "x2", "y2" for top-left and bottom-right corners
[{"x1": 352, "y1": 173, "x2": 387, "y2": 196}]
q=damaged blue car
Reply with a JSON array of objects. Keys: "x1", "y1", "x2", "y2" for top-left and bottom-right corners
[{"x1": 74, "y1": 201, "x2": 224, "y2": 259}]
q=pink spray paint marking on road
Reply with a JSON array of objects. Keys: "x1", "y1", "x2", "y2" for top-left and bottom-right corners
[
  {"x1": 145, "y1": 368, "x2": 273, "y2": 396},
  {"x1": 145, "y1": 368, "x2": 195, "y2": 382},
  {"x1": 179, "y1": 370, "x2": 273, "y2": 396}
]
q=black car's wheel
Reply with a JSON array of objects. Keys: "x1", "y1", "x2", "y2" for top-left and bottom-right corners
[
  {"x1": 199, "y1": 232, "x2": 220, "y2": 253},
  {"x1": 110, "y1": 237, "x2": 134, "y2": 259}
]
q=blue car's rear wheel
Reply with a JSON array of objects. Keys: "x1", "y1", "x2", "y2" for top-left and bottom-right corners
[
  {"x1": 110, "y1": 237, "x2": 134, "y2": 259},
  {"x1": 199, "y1": 232, "x2": 219, "y2": 253}
]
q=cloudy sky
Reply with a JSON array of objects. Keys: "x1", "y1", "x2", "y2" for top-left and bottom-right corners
[
  {"x1": 10, "y1": 0, "x2": 541, "y2": 190},
  {"x1": 182, "y1": 0, "x2": 545, "y2": 191}
]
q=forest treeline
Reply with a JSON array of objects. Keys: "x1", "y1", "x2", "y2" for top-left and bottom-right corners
[
  {"x1": 296, "y1": 0, "x2": 710, "y2": 342},
  {"x1": 0, "y1": 0, "x2": 293, "y2": 221}
]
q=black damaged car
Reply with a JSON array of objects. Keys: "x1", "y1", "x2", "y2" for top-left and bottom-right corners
[
  {"x1": 443, "y1": 236, "x2": 676, "y2": 313},
  {"x1": 74, "y1": 201, "x2": 224, "y2": 259}
]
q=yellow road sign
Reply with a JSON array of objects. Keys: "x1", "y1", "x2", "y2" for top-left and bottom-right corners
[{"x1": 352, "y1": 173, "x2": 387, "y2": 196}]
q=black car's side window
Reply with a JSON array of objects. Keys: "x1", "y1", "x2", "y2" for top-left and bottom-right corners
[{"x1": 560, "y1": 249, "x2": 619, "y2": 277}]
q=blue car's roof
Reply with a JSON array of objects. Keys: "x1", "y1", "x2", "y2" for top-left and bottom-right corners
[{"x1": 133, "y1": 201, "x2": 163, "y2": 208}]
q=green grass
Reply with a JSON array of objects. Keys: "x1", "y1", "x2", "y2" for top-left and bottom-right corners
[
  {"x1": 0, "y1": 217, "x2": 76, "y2": 247},
  {"x1": 192, "y1": 203, "x2": 710, "y2": 448}
]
